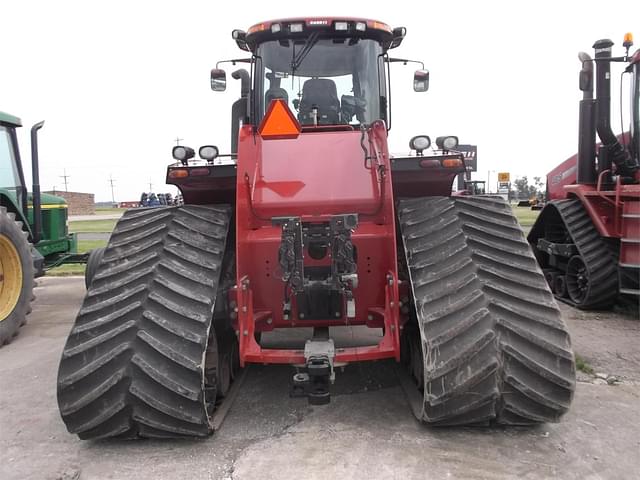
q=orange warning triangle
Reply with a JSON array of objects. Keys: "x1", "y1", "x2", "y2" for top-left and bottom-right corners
[{"x1": 258, "y1": 99, "x2": 301, "y2": 140}]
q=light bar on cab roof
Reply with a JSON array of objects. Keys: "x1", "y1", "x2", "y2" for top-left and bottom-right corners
[
  {"x1": 368, "y1": 20, "x2": 392, "y2": 33},
  {"x1": 246, "y1": 19, "x2": 394, "y2": 37},
  {"x1": 307, "y1": 19, "x2": 330, "y2": 27},
  {"x1": 247, "y1": 23, "x2": 266, "y2": 34},
  {"x1": 290, "y1": 23, "x2": 304, "y2": 33}
]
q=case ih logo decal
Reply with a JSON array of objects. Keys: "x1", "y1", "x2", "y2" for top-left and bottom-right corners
[{"x1": 551, "y1": 165, "x2": 577, "y2": 184}]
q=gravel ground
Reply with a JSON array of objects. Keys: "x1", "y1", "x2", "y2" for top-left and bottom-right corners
[
  {"x1": 560, "y1": 302, "x2": 640, "y2": 384},
  {"x1": 0, "y1": 277, "x2": 638, "y2": 480}
]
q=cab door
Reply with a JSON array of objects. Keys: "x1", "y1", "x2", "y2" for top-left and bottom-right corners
[{"x1": 0, "y1": 125, "x2": 28, "y2": 216}]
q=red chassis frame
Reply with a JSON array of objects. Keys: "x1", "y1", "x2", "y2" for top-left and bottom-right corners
[{"x1": 167, "y1": 121, "x2": 462, "y2": 367}]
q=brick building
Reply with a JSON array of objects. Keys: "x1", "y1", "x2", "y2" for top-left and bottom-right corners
[{"x1": 44, "y1": 190, "x2": 95, "y2": 215}]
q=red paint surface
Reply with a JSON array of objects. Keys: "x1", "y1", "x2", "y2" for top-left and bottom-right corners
[{"x1": 234, "y1": 121, "x2": 402, "y2": 366}]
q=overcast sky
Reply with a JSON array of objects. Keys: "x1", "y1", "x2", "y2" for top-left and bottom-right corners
[{"x1": 2, "y1": 0, "x2": 638, "y2": 201}]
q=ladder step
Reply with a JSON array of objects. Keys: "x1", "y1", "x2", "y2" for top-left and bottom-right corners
[{"x1": 619, "y1": 288, "x2": 640, "y2": 296}]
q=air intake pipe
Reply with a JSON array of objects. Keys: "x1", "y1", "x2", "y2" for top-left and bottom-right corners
[
  {"x1": 230, "y1": 68, "x2": 250, "y2": 154},
  {"x1": 577, "y1": 52, "x2": 597, "y2": 184},
  {"x1": 593, "y1": 39, "x2": 638, "y2": 177}
]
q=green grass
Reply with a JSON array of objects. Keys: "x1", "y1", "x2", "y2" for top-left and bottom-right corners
[
  {"x1": 47, "y1": 263, "x2": 86, "y2": 276},
  {"x1": 69, "y1": 219, "x2": 117, "y2": 233},
  {"x1": 512, "y1": 206, "x2": 541, "y2": 227},
  {"x1": 95, "y1": 207, "x2": 128, "y2": 214},
  {"x1": 575, "y1": 354, "x2": 595, "y2": 375},
  {"x1": 78, "y1": 239, "x2": 108, "y2": 252}
]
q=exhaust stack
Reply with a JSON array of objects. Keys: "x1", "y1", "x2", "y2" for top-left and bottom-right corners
[
  {"x1": 593, "y1": 39, "x2": 638, "y2": 177},
  {"x1": 577, "y1": 52, "x2": 597, "y2": 184},
  {"x1": 30, "y1": 121, "x2": 44, "y2": 244},
  {"x1": 230, "y1": 69, "x2": 250, "y2": 154}
]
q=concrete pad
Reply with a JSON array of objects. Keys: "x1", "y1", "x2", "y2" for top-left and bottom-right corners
[{"x1": 1, "y1": 277, "x2": 638, "y2": 480}]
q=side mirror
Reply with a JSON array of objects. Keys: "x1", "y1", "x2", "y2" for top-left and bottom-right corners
[
  {"x1": 413, "y1": 69, "x2": 429, "y2": 92},
  {"x1": 578, "y1": 52, "x2": 593, "y2": 94},
  {"x1": 210, "y1": 69, "x2": 227, "y2": 92}
]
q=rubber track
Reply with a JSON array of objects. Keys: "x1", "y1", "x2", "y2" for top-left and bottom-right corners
[
  {"x1": 530, "y1": 199, "x2": 618, "y2": 309},
  {"x1": 398, "y1": 196, "x2": 575, "y2": 425},
  {"x1": 57, "y1": 205, "x2": 230, "y2": 439}
]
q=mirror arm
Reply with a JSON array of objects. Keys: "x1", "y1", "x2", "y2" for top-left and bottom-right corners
[
  {"x1": 216, "y1": 58, "x2": 252, "y2": 68},
  {"x1": 388, "y1": 58, "x2": 425, "y2": 69}
]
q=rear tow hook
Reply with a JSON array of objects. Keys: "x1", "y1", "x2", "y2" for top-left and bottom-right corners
[{"x1": 290, "y1": 331, "x2": 335, "y2": 405}]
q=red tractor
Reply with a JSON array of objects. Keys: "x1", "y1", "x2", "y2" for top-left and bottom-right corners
[
  {"x1": 529, "y1": 34, "x2": 640, "y2": 309},
  {"x1": 57, "y1": 18, "x2": 575, "y2": 439}
]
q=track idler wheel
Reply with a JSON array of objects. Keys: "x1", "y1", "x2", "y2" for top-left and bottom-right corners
[
  {"x1": 84, "y1": 247, "x2": 105, "y2": 289},
  {"x1": 554, "y1": 275, "x2": 568, "y2": 298},
  {"x1": 543, "y1": 269, "x2": 557, "y2": 293},
  {"x1": 566, "y1": 255, "x2": 590, "y2": 305}
]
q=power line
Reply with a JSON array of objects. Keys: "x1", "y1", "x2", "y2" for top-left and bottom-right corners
[
  {"x1": 108, "y1": 175, "x2": 116, "y2": 203},
  {"x1": 60, "y1": 168, "x2": 70, "y2": 192}
]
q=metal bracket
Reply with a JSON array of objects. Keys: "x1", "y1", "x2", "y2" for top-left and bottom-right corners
[
  {"x1": 537, "y1": 238, "x2": 578, "y2": 258},
  {"x1": 274, "y1": 217, "x2": 304, "y2": 291}
]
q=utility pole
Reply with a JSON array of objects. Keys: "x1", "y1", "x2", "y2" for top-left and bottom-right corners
[
  {"x1": 174, "y1": 136, "x2": 183, "y2": 146},
  {"x1": 486, "y1": 170, "x2": 496, "y2": 194},
  {"x1": 60, "y1": 169, "x2": 70, "y2": 192},
  {"x1": 108, "y1": 175, "x2": 116, "y2": 204},
  {"x1": 148, "y1": 178, "x2": 153, "y2": 193}
]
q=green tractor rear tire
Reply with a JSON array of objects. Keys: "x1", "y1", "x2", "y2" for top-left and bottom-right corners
[{"x1": 0, "y1": 206, "x2": 35, "y2": 346}]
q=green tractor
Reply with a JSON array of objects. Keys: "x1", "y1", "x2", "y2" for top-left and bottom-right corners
[{"x1": 0, "y1": 111, "x2": 86, "y2": 345}]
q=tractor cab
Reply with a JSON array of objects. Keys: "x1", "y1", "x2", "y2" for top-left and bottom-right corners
[
  {"x1": 250, "y1": 23, "x2": 392, "y2": 127},
  {"x1": 463, "y1": 180, "x2": 486, "y2": 195},
  {"x1": 211, "y1": 18, "x2": 427, "y2": 137},
  {"x1": 0, "y1": 112, "x2": 29, "y2": 216}
]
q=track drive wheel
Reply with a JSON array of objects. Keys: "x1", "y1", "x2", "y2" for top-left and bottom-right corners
[
  {"x1": 398, "y1": 196, "x2": 575, "y2": 426},
  {"x1": 57, "y1": 205, "x2": 234, "y2": 439},
  {"x1": 0, "y1": 206, "x2": 35, "y2": 346}
]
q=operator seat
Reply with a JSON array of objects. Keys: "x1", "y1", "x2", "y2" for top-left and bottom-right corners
[
  {"x1": 298, "y1": 78, "x2": 340, "y2": 125},
  {"x1": 265, "y1": 87, "x2": 289, "y2": 108}
]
